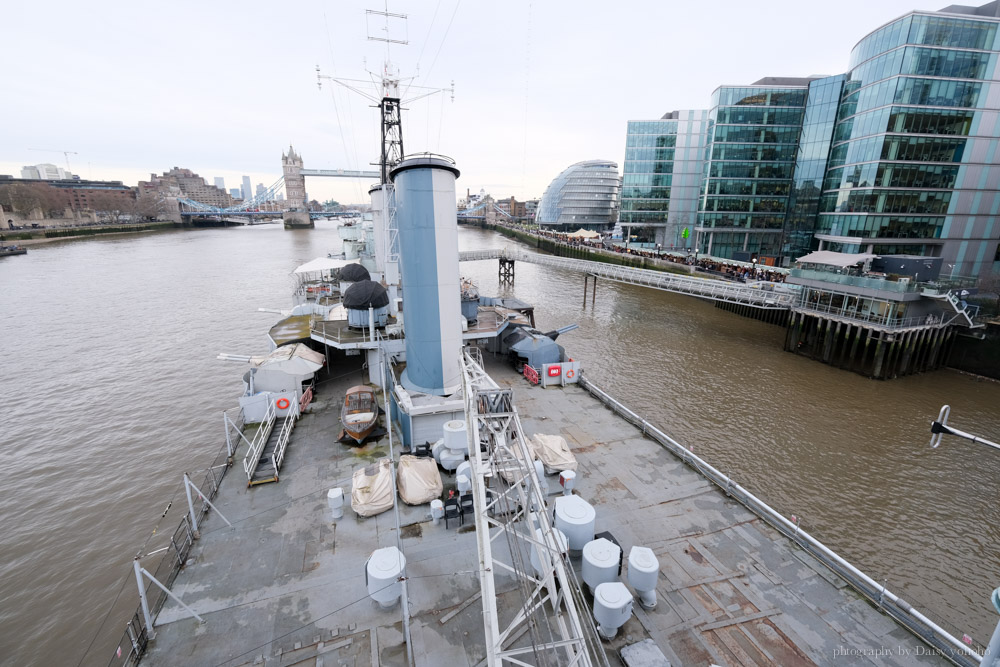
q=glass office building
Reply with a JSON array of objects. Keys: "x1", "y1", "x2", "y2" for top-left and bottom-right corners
[
  {"x1": 622, "y1": 1, "x2": 1000, "y2": 279},
  {"x1": 620, "y1": 110, "x2": 708, "y2": 247},
  {"x1": 817, "y1": 8, "x2": 1000, "y2": 278},
  {"x1": 697, "y1": 80, "x2": 811, "y2": 260},
  {"x1": 536, "y1": 160, "x2": 620, "y2": 231}
]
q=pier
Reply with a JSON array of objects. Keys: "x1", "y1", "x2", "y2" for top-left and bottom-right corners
[
  {"x1": 462, "y1": 244, "x2": 985, "y2": 380},
  {"x1": 460, "y1": 248, "x2": 795, "y2": 310}
]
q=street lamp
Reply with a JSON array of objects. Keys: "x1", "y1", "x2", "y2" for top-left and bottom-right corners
[{"x1": 929, "y1": 405, "x2": 1000, "y2": 665}]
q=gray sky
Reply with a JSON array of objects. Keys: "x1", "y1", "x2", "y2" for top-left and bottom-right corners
[{"x1": 3, "y1": 0, "x2": 930, "y2": 204}]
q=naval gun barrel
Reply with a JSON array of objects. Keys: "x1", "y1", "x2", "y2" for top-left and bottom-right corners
[{"x1": 542, "y1": 324, "x2": 579, "y2": 340}]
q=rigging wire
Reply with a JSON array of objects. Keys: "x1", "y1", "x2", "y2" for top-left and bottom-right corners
[
  {"x1": 74, "y1": 571, "x2": 132, "y2": 667},
  {"x1": 521, "y1": 1, "x2": 533, "y2": 200},
  {"x1": 402, "y1": 0, "x2": 443, "y2": 101},
  {"x1": 422, "y1": 0, "x2": 461, "y2": 86},
  {"x1": 323, "y1": 12, "x2": 366, "y2": 204}
]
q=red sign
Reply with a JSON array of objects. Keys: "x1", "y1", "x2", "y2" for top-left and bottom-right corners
[{"x1": 547, "y1": 365, "x2": 562, "y2": 377}]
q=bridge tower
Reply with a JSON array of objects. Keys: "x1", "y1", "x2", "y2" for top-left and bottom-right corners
[{"x1": 281, "y1": 145, "x2": 313, "y2": 229}]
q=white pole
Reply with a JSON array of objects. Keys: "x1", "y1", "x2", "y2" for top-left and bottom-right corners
[
  {"x1": 224, "y1": 413, "x2": 233, "y2": 458},
  {"x1": 139, "y1": 566, "x2": 206, "y2": 625},
  {"x1": 184, "y1": 473, "x2": 198, "y2": 533},
  {"x1": 133, "y1": 558, "x2": 155, "y2": 636},
  {"x1": 986, "y1": 587, "x2": 1000, "y2": 667},
  {"x1": 183, "y1": 474, "x2": 232, "y2": 530}
]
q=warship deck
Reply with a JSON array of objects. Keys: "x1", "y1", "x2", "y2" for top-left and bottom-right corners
[{"x1": 141, "y1": 356, "x2": 949, "y2": 666}]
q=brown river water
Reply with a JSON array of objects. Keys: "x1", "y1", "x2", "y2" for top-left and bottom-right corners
[{"x1": 0, "y1": 222, "x2": 997, "y2": 666}]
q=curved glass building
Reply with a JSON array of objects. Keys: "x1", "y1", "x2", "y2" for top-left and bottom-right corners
[
  {"x1": 536, "y1": 160, "x2": 620, "y2": 231},
  {"x1": 817, "y1": 8, "x2": 1000, "y2": 276}
]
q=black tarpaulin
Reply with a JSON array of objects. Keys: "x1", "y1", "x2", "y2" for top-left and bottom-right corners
[{"x1": 343, "y1": 280, "x2": 390, "y2": 308}]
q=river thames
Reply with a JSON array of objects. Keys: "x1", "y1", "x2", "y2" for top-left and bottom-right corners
[{"x1": 0, "y1": 222, "x2": 997, "y2": 666}]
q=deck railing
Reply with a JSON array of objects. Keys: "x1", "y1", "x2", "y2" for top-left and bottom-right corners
[
  {"x1": 107, "y1": 408, "x2": 241, "y2": 667},
  {"x1": 577, "y1": 373, "x2": 984, "y2": 666}
]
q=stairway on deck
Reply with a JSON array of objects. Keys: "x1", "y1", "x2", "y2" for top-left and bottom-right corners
[{"x1": 250, "y1": 423, "x2": 283, "y2": 484}]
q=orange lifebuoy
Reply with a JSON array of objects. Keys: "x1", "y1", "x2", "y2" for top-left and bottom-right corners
[
  {"x1": 566, "y1": 369, "x2": 575, "y2": 379},
  {"x1": 276, "y1": 398, "x2": 291, "y2": 410}
]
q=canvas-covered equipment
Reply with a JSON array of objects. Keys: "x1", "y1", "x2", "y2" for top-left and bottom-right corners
[
  {"x1": 351, "y1": 458, "x2": 394, "y2": 517},
  {"x1": 498, "y1": 440, "x2": 538, "y2": 483},
  {"x1": 396, "y1": 455, "x2": 444, "y2": 505},
  {"x1": 530, "y1": 433, "x2": 578, "y2": 474}
]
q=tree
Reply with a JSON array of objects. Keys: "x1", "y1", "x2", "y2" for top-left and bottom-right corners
[
  {"x1": 0, "y1": 183, "x2": 43, "y2": 216},
  {"x1": 90, "y1": 191, "x2": 130, "y2": 224},
  {"x1": 130, "y1": 192, "x2": 166, "y2": 221}
]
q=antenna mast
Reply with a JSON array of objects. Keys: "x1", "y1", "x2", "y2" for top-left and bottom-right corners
[
  {"x1": 315, "y1": 7, "x2": 454, "y2": 184},
  {"x1": 367, "y1": 8, "x2": 408, "y2": 183}
]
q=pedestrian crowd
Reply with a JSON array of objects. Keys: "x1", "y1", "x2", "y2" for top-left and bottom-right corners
[{"x1": 491, "y1": 220, "x2": 786, "y2": 283}]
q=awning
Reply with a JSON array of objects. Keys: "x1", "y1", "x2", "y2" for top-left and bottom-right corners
[
  {"x1": 249, "y1": 343, "x2": 325, "y2": 373},
  {"x1": 566, "y1": 228, "x2": 600, "y2": 239},
  {"x1": 293, "y1": 257, "x2": 354, "y2": 275},
  {"x1": 795, "y1": 251, "x2": 878, "y2": 268}
]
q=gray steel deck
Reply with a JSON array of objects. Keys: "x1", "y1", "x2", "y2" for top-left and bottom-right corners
[{"x1": 140, "y1": 357, "x2": 949, "y2": 666}]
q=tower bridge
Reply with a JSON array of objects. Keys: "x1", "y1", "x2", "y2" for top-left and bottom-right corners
[{"x1": 176, "y1": 147, "x2": 380, "y2": 227}]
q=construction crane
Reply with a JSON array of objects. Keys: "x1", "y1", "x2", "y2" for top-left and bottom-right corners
[{"x1": 28, "y1": 149, "x2": 78, "y2": 173}]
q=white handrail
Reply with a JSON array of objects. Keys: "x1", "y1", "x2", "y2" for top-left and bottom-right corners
[
  {"x1": 272, "y1": 407, "x2": 297, "y2": 473},
  {"x1": 243, "y1": 400, "x2": 277, "y2": 481}
]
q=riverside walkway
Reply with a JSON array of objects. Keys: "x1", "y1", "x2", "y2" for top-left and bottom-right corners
[{"x1": 460, "y1": 248, "x2": 798, "y2": 310}]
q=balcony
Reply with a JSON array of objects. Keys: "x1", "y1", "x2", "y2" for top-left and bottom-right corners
[{"x1": 788, "y1": 268, "x2": 922, "y2": 293}]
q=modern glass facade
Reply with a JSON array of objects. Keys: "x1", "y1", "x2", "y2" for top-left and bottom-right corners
[
  {"x1": 620, "y1": 110, "x2": 708, "y2": 246},
  {"x1": 622, "y1": 2, "x2": 1000, "y2": 280},
  {"x1": 697, "y1": 83, "x2": 810, "y2": 260},
  {"x1": 785, "y1": 75, "x2": 845, "y2": 261},
  {"x1": 817, "y1": 10, "x2": 1000, "y2": 278},
  {"x1": 536, "y1": 160, "x2": 620, "y2": 231}
]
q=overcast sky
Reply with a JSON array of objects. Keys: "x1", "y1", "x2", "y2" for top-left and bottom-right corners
[{"x1": 3, "y1": 0, "x2": 932, "y2": 204}]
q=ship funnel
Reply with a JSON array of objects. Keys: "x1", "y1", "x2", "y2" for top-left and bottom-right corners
[{"x1": 391, "y1": 155, "x2": 462, "y2": 396}]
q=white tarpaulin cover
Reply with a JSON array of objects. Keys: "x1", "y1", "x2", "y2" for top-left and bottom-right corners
[
  {"x1": 499, "y1": 442, "x2": 538, "y2": 483},
  {"x1": 396, "y1": 455, "x2": 443, "y2": 505},
  {"x1": 351, "y1": 458, "x2": 394, "y2": 517},
  {"x1": 530, "y1": 433, "x2": 578, "y2": 474},
  {"x1": 249, "y1": 343, "x2": 325, "y2": 376},
  {"x1": 795, "y1": 251, "x2": 878, "y2": 268},
  {"x1": 293, "y1": 256, "x2": 354, "y2": 275},
  {"x1": 566, "y1": 228, "x2": 600, "y2": 239}
]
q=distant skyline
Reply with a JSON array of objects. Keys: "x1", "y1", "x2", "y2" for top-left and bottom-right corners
[{"x1": 3, "y1": 0, "x2": 932, "y2": 204}]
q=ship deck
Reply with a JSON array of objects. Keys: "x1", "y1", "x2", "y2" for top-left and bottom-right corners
[{"x1": 141, "y1": 355, "x2": 948, "y2": 666}]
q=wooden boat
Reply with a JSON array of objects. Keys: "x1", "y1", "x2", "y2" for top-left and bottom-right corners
[{"x1": 340, "y1": 385, "x2": 379, "y2": 444}]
